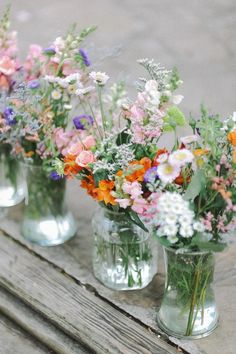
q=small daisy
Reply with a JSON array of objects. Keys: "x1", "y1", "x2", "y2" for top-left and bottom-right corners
[
  {"x1": 89, "y1": 71, "x2": 109, "y2": 86},
  {"x1": 179, "y1": 225, "x2": 194, "y2": 238},
  {"x1": 157, "y1": 162, "x2": 180, "y2": 184},
  {"x1": 180, "y1": 135, "x2": 198, "y2": 145},
  {"x1": 169, "y1": 149, "x2": 194, "y2": 167},
  {"x1": 193, "y1": 221, "x2": 205, "y2": 232},
  {"x1": 51, "y1": 90, "x2": 62, "y2": 100}
]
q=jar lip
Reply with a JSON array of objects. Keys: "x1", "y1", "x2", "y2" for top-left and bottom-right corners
[
  {"x1": 20, "y1": 160, "x2": 43, "y2": 169},
  {"x1": 99, "y1": 206, "x2": 126, "y2": 216},
  {"x1": 163, "y1": 245, "x2": 213, "y2": 255}
]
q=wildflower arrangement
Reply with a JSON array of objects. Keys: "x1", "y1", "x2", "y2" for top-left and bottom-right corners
[
  {"x1": 152, "y1": 107, "x2": 236, "y2": 338},
  {"x1": 0, "y1": 6, "x2": 19, "y2": 142},
  {"x1": 143, "y1": 107, "x2": 236, "y2": 252},
  {"x1": 55, "y1": 59, "x2": 185, "y2": 229},
  {"x1": 6, "y1": 24, "x2": 96, "y2": 176}
]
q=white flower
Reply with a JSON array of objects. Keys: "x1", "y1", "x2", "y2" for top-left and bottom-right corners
[
  {"x1": 171, "y1": 94, "x2": 184, "y2": 105},
  {"x1": 179, "y1": 214, "x2": 193, "y2": 227},
  {"x1": 54, "y1": 36, "x2": 65, "y2": 51},
  {"x1": 157, "y1": 162, "x2": 180, "y2": 184},
  {"x1": 51, "y1": 90, "x2": 62, "y2": 100},
  {"x1": 193, "y1": 221, "x2": 205, "y2": 232},
  {"x1": 163, "y1": 224, "x2": 178, "y2": 237},
  {"x1": 179, "y1": 225, "x2": 194, "y2": 238},
  {"x1": 145, "y1": 80, "x2": 158, "y2": 92},
  {"x1": 75, "y1": 86, "x2": 95, "y2": 96},
  {"x1": 89, "y1": 71, "x2": 109, "y2": 86},
  {"x1": 180, "y1": 135, "x2": 198, "y2": 145},
  {"x1": 163, "y1": 213, "x2": 178, "y2": 225},
  {"x1": 65, "y1": 73, "x2": 82, "y2": 83},
  {"x1": 64, "y1": 104, "x2": 72, "y2": 110},
  {"x1": 168, "y1": 149, "x2": 194, "y2": 167},
  {"x1": 167, "y1": 234, "x2": 179, "y2": 244},
  {"x1": 44, "y1": 75, "x2": 57, "y2": 83},
  {"x1": 232, "y1": 112, "x2": 236, "y2": 122},
  {"x1": 156, "y1": 153, "x2": 168, "y2": 164}
]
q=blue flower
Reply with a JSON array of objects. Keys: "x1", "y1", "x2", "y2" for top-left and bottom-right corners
[
  {"x1": 144, "y1": 167, "x2": 158, "y2": 184},
  {"x1": 44, "y1": 47, "x2": 56, "y2": 55},
  {"x1": 73, "y1": 115, "x2": 94, "y2": 130},
  {"x1": 79, "y1": 49, "x2": 91, "y2": 67},
  {"x1": 28, "y1": 80, "x2": 40, "y2": 89},
  {"x1": 50, "y1": 171, "x2": 64, "y2": 180},
  {"x1": 3, "y1": 107, "x2": 17, "y2": 126}
]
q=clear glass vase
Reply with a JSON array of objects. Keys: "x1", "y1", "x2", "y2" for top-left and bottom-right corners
[
  {"x1": 0, "y1": 144, "x2": 25, "y2": 213},
  {"x1": 92, "y1": 207, "x2": 158, "y2": 290},
  {"x1": 21, "y1": 163, "x2": 77, "y2": 246},
  {"x1": 157, "y1": 246, "x2": 219, "y2": 338}
]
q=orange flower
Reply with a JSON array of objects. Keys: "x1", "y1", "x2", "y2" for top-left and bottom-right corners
[
  {"x1": 63, "y1": 155, "x2": 82, "y2": 177},
  {"x1": 228, "y1": 131, "x2": 236, "y2": 146},
  {"x1": 25, "y1": 151, "x2": 34, "y2": 158},
  {"x1": 81, "y1": 175, "x2": 96, "y2": 197},
  {"x1": 125, "y1": 157, "x2": 152, "y2": 182},
  {"x1": 95, "y1": 180, "x2": 117, "y2": 205},
  {"x1": 174, "y1": 174, "x2": 191, "y2": 185},
  {"x1": 193, "y1": 149, "x2": 209, "y2": 157}
]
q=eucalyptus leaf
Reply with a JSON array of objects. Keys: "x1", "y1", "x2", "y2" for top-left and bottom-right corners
[
  {"x1": 127, "y1": 210, "x2": 148, "y2": 232},
  {"x1": 184, "y1": 169, "x2": 205, "y2": 201}
]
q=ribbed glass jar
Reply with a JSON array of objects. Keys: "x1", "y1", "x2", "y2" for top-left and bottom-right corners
[
  {"x1": 21, "y1": 163, "x2": 77, "y2": 246},
  {"x1": 157, "y1": 246, "x2": 219, "y2": 338},
  {"x1": 0, "y1": 144, "x2": 25, "y2": 213},
  {"x1": 92, "y1": 207, "x2": 158, "y2": 290}
]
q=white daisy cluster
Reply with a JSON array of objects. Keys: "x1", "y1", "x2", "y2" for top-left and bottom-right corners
[
  {"x1": 155, "y1": 192, "x2": 205, "y2": 244},
  {"x1": 89, "y1": 71, "x2": 109, "y2": 86}
]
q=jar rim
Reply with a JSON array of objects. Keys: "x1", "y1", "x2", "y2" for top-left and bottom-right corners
[{"x1": 162, "y1": 245, "x2": 213, "y2": 255}]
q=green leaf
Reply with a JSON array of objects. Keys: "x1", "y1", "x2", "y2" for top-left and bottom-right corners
[
  {"x1": 157, "y1": 236, "x2": 172, "y2": 248},
  {"x1": 195, "y1": 241, "x2": 227, "y2": 252},
  {"x1": 183, "y1": 169, "x2": 205, "y2": 201},
  {"x1": 163, "y1": 107, "x2": 186, "y2": 131},
  {"x1": 127, "y1": 210, "x2": 148, "y2": 232}
]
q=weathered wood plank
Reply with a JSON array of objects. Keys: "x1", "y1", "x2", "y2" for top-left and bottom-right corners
[
  {"x1": 0, "y1": 231, "x2": 179, "y2": 354},
  {"x1": 0, "y1": 312, "x2": 53, "y2": 354},
  {"x1": 0, "y1": 286, "x2": 91, "y2": 354}
]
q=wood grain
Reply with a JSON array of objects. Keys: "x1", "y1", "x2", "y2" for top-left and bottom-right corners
[
  {"x1": 0, "y1": 312, "x2": 52, "y2": 354},
  {"x1": 0, "y1": 231, "x2": 179, "y2": 354},
  {"x1": 0, "y1": 286, "x2": 90, "y2": 354}
]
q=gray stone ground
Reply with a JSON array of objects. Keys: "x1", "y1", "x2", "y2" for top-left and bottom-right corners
[{"x1": 1, "y1": 0, "x2": 236, "y2": 117}]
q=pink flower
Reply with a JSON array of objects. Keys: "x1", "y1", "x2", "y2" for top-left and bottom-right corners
[
  {"x1": 0, "y1": 56, "x2": 17, "y2": 76},
  {"x1": 83, "y1": 135, "x2": 96, "y2": 149},
  {"x1": 130, "y1": 104, "x2": 145, "y2": 121},
  {"x1": 115, "y1": 198, "x2": 131, "y2": 209},
  {"x1": 131, "y1": 198, "x2": 148, "y2": 215},
  {"x1": 75, "y1": 150, "x2": 95, "y2": 167},
  {"x1": 67, "y1": 142, "x2": 83, "y2": 156},
  {"x1": 62, "y1": 59, "x2": 76, "y2": 76}
]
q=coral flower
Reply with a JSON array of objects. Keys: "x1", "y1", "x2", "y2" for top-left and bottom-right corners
[
  {"x1": 63, "y1": 155, "x2": 82, "y2": 176},
  {"x1": 227, "y1": 131, "x2": 236, "y2": 146},
  {"x1": 126, "y1": 157, "x2": 152, "y2": 182},
  {"x1": 95, "y1": 180, "x2": 117, "y2": 205},
  {"x1": 81, "y1": 175, "x2": 96, "y2": 197}
]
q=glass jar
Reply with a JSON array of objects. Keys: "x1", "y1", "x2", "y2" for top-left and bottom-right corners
[
  {"x1": 21, "y1": 163, "x2": 77, "y2": 246},
  {"x1": 157, "y1": 246, "x2": 218, "y2": 338},
  {"x1": 92, "y1": 207, "x2": 158, "y2": 290},
  {"x1": 0, "y1": 144, "x2": 25, "y2": 210}
]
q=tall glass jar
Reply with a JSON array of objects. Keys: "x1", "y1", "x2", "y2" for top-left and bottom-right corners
[
  {"x1": 0, "y1": 144, "x2": 25, "y2": 213},
  {"x1": 92, "y1": 207, "x2": 158, "y2": 290},
  {"x1": 21, "y1": 163, "x2": 77, "y2": 246},
  {"x1": 157, "y1": 246, "x2": 219, "y2": 338}
]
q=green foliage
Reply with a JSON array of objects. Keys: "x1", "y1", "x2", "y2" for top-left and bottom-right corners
[
  {"x1": 163, "y1": 107, "x2": 186, "y2": 131},
  {"x1": 169, "y1": 66, "x2": 181, "y2": 91},
  {"x1": 184, "y1": 169, "x2": 206, "y2": 201}
]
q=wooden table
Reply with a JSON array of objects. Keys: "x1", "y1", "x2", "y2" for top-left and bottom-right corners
[{"x1": 0, "y1": 182, "x2": 236, "y2": 354}]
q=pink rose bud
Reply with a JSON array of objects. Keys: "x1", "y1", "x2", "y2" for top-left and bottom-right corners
[{"x1": 75, "y1": 150, "x2": 95, "y2": 167}]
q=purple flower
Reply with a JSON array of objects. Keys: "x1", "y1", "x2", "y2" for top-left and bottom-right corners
[
  {"x1": 73, "y1": 115, "x2": 94, "y2": 130},
  {"x1": 50, "y1": 171, "x2": 64, "y2": 180},
  {"x1": 44, "y1": 47, "x2": 56, "y2": 55},
  {"x1": 28, "y1": 80, "x2": 40, "y2": 89},
  {"x1": 3, "y1": 107, "x2": 17, "y2": 126},
  {"x1": 144, "y1": 167, "x2": 158, "y2": 183},
  {"x1": 79, "y1": 49, "x2": 91, "y2": 67}
]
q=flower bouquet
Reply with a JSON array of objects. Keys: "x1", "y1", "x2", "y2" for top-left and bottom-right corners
[
  {"x1": 54, "y1": 59, "x2": 185, "y2": 289},
  {"x1": 7, "y1": 24, "x2": 95, "y2": 245},
  {"x1": 143, "y1": 107, "x2": 236, "y2": 337},
  {"x1": 0, "y1": 6, "x2": 25, "y2": 211}
]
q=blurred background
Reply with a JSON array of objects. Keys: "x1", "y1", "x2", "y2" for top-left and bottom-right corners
[{"x1": 1, "y1": 0, "x2": 236, "y2": 118}]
